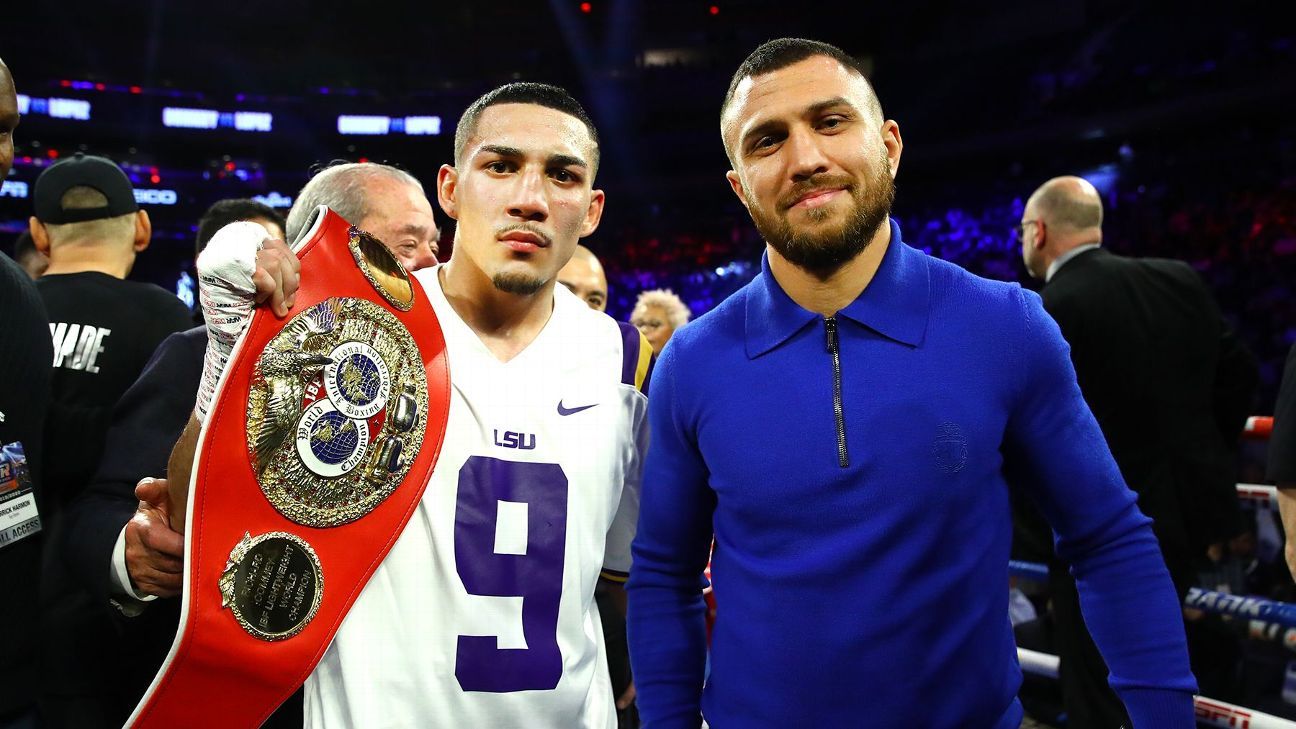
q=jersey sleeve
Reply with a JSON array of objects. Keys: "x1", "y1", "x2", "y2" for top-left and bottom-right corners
[{"x1": 602, "y1": 324, "x2": 653, "y2": 581}]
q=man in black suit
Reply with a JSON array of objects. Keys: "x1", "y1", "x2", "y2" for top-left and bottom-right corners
[{"x1": 1018, "y1": 176, "x2": 1257, "y2": 728}]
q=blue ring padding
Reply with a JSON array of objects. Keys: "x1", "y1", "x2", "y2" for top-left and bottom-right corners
[{"x1": 1009, "y1": 560, "x2": 1296, "y2": 630}]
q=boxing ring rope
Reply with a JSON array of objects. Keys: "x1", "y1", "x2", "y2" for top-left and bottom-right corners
[
  {"x1": 1240, "y1": 483, "x2": 1280, "y2": 506},
  {"x1": 1244, "y1": 416, "x2": 1275, "y2": 440},
  {"x1": 1016, "y1": 648, "x2": 1296, "y2": 729},
  {"x1": 1009, "y1": 560, "x2": 1296, "y2": 630}
]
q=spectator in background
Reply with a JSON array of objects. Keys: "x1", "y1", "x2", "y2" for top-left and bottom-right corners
[
  {"x1": 195, "y1": 198, "x2": 285, "y2": 256},
  {"x1": 0, "y1": 55, "x2": 53, "y2": 729},
  {"x1": 13, "y1": 231, "x2": 48, "y2": 279},
  {"x1": 28, "y1": 154, "x2": 193, "y2": 512},
  {"x1": 558, "y1": 243, "x2": 609, "y2": 311},
  {"x1": 27, "y1": 153, "x2": 192, "y2": 729},
  {"x1": 1020, "y1": 175, "x2": 1258, "y2": 725},
  {"x1": 286, "y1": 161, "x2": 440, "y2": 271},
  {"x1": 631, "y1": 288, "x2": 690, "y2": 355},
  {"x1": 58, "y1": 163, "x2": 443, "y2": 728}
]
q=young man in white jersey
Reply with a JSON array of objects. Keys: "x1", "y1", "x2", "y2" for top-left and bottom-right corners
[{"x1": 159, "y1": 83, "x2": 651, "y2": 728}]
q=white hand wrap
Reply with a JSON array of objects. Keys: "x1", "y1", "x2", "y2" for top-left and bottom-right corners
[{"x1": 194, "y1": 222, "x2": 269, "y2": 424}]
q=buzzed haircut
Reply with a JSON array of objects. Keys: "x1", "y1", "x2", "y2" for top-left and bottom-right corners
[
  {"x1": 195, "y1": 198, "x2": 285, "y2": 256},
  {"x1": 1034, "y1": 184, "x2": 1104, "y2": 231},
  {"x1": 44, "y1": 186, "x2": 136, "y2": 245},
  {"x1": 722, "y1": 37, "x2": 883, "y2": 123},
  {"x1": 453, "y1": 82, "x2": 601, "y2": 176}
]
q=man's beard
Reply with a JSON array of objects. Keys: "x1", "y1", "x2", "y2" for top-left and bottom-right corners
[
  {"x1": 490, "y1": 222, "x2": 553, "y2": 295},
  {"x1": 492, "y1": 271, "x2": 547, "y2": 295},
  {"x1": 751, "y1": 158, "x2": 895, "y2": 280}
]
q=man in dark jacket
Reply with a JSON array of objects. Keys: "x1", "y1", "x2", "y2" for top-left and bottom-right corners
[
  {"x1": 1020, "y1": 175, "x2": 1258, "y2": 728},
  {"x1": 0, "y1": 57, "x2": 55, "y2": 729}
]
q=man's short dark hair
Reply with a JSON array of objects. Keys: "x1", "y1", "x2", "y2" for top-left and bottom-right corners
[
  {"x1": 453, "y1": 82, "x2": 601, "y2": 177},
  {"x1": 195, "y1": 198, "x2": 285, "y2": 256},
  {"x1": 721, "y1": 38, "x2": 881, "y2": 125}
]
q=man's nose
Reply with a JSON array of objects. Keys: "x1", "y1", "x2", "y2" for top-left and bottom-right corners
[
  {"x1": 785, "y1": 127, "x2": 831, "y2": 182},
  {"x1": 508, "y1": 167, "x2": 549, "y2": 222}
]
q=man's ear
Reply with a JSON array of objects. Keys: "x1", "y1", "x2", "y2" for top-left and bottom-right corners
[
  {"x1": 882, "y1": 119, "x2": 903, "y2": 177},
  {"x1": 29, "y1": 217, "x2": 51, "y2": 256},
  {"x1": 133, "y1": 210, "x2": 152, "y2": 252},
  {"x1": 579, "y1": 189, "x2": 605, "y2": 238},
  {"x1": 436, "y1": 164, "x2": 460, "y2": 220},
  {"x1": 725, "y1": 170, "x2": 751, "y2": 212}
]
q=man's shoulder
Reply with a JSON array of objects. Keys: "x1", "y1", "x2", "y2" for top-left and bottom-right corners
[
  {"x1": 551, "y1": 290, "x2": 653, "y2": 392},
  {"x1": 125, "y1": 278, "x2": 188, "y2": 306},
  {"x1": 920, "y1": 250, "x2": 1026, "y2": 315},
  {"x1": 155, "y1": 326, "x2": 208, "y2": 364},
  {"x1": 663, "y1": 282, "x2": 749, "y2": 359},
  {"x1": 1137, "y1": 255, "x2": 1202, "y2": 283},
  {"x1": 554, "y1": 286, "x2": 623, "y2": 342}
]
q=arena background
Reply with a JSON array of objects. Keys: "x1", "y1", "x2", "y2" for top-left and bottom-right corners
[{"x1": 2, "y1": 2, "x2": 1295, "y2": 721}]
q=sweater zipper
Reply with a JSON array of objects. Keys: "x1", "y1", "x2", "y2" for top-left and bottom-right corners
[{"x1": 825, "y1": 316, "x2": 849, "y2": 468}]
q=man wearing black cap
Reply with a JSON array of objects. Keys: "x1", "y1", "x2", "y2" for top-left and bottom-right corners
[
  {"x1": 29, "y1": 153, "x2": 192, "y2": 511},
  {"x1": 28, "y1": 153, "x2": 190, "y2": 729}
]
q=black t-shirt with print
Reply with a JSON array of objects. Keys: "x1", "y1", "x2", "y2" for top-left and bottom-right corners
[{"x1": 36, "y1": 271, "x2": 193, "y2": 510}]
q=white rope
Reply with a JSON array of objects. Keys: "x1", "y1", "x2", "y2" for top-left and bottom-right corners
[
  {"x1": 1239, "y1": 482, "x2": 1279, "y2": 507},
  {"x1": 1016, "y1": 648, "x2": 1296, "y2": 728}
]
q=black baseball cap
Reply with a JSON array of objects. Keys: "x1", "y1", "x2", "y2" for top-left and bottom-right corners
[{"x1": 33, "y1": 153, "x2": 139, "y2": 224}]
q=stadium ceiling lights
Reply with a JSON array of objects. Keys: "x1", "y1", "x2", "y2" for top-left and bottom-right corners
[
  {"x1": 337, "y1": 115, "x2": 442, "y2": 136},
  {"x1": 162, "y1": 107, "x2": 273, "y2": 132},
  {"x1": 16, "y1": 94, "x2": 91, "y2": 121}
]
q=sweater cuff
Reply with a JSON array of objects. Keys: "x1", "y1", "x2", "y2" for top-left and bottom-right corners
[{"x1": 1118, "y1": 688, "x2": 1195, "y2": 728}]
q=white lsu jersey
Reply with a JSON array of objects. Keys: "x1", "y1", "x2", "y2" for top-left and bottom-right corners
[{"x1": 304, "y1": 266, "x2": 650, "y2": 729}]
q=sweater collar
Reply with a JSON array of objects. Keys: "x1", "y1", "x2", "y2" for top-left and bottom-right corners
[{"x1": 745, "y1": 218, "x2": 929, "y2": 359}]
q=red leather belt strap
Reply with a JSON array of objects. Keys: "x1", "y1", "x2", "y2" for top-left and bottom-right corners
[{"x1": 129, "y1": 209, "x2": 450, "y2": 728}]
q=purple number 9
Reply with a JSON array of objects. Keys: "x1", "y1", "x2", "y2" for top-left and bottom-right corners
[{"x1": 454, "y1": 456, "x2": 569, "y2": 692}]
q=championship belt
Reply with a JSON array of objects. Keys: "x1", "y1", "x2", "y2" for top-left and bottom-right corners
[{"x1": 128, "y1": 208, "x2": 451, "y2": 728}]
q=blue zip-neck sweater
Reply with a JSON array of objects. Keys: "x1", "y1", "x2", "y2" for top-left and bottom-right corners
[{"x1": 627, "y1": 220, "x2": 1196, "y2": 728}]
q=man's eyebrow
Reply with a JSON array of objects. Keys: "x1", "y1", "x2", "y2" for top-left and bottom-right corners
[
  {"x1": 806, "y1": 96, "x2": 856, "y2": 116},
  {"x1": 478, "y1": 145, "x2": 587, "y2": 170},
  {"x1": 548, "y1": 153, "x2": 587, "y2": 170},
  {"x1": 739, "y1": 96, "x2": 858, "y2": 154},
  {"x1": 479, "y1": 144, "x2": 524, "y2": 158},
  {"x1": 395, "y1": 223, "x2": 434, "y2": 237}
]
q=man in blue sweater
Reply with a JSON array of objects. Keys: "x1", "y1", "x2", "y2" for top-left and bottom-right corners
[{"x1": 625, "y1": 38, "x2": 1197, "y2": 728}]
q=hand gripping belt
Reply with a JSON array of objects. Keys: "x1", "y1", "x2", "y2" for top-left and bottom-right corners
[{"x1": 127, "y1": 207, "x2": 451, "y2": 728}]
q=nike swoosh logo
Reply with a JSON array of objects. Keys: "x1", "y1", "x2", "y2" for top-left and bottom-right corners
[{"x1": 557, "y1": 401, "x2": 599, "y2": 416}]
